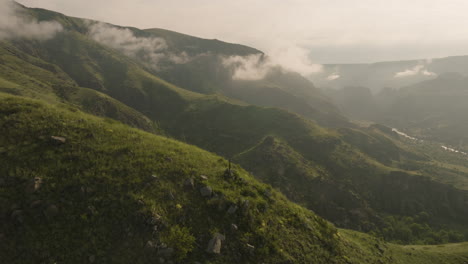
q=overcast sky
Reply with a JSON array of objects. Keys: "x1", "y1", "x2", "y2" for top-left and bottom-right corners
[{"x1": 17, "y1": 0, "x2": 468, "y2": 63}]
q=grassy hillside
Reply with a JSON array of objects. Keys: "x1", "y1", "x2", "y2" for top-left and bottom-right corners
[
  {"x1": 0, "y1": 41, "x2": 156, "y2": 132},
  {"x1": 3, "y1": 3, "x2": 468, "y2": 247},
  {"x1": 2, "y1": 93, "x2": 468, "y2": 263},
  {"x1": 0, "y1": 93, "x2": 340, "y2": 263}
]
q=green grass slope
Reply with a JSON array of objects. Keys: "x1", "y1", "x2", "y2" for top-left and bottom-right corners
[
  {"x1": 0, "y1": 93, "x2": 341, "y2": 263},
  {"x1": 0, "y1": 41, "x2": 156, "y2": 132},
  {"x1": 2, "y1": 93, "x2": 468, "y2": 264},
  {"x1": 4, "y1": 3, "x2": 468, "y2": 246},
  {"x1": 342, "y1": 230, "x2": 468, "y2": 264}
]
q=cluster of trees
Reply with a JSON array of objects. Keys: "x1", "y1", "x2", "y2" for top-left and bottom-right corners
[{"x1": 375, "y1": 212, "x2": 467, "y2": 244}]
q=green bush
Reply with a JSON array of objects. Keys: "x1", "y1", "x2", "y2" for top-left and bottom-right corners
[{"x1": 160, "y1": 225, "x2": 196, "y2": 261}]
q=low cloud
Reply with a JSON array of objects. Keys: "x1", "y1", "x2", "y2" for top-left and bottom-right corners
[
  {"x1": 327, "y1": 73, "x2": 340, "y2": 81},
  {"x1": 422, "y1": 70, "x2": 437, "y2": 77},
  {"x1": 394, "y1": 62, "x2": 436, "y2": 78},
  {"x1": 0, "y1": 0, "x2": 63, "y2": 40},
  {"x1": 222, "y1": 54, "x2": 270, "y2": 81},
  {"x1": 268, "y1": 44, "x2": 323, "y2": 77},
  {"x1": 88, "y1": 22, "x2": 189, "y2": 69},
  {"x1": 222, "y1": 44, "x2": 323, "y2": 81}
]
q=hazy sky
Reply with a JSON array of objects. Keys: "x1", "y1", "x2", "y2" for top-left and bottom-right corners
[{"x1": 17, "y1": 0, "x2": 468, "y2": 63}]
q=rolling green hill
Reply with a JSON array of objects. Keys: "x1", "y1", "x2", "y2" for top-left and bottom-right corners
[
  {"x1": 2, "y1": 2, "x2": 468, "y2": 249},
  {"x1": 2, "y1": 93, "x2": 468, "y2": 263},
  {"x1": 0, "y1": 93, "x2": 343, "y2": 263}
]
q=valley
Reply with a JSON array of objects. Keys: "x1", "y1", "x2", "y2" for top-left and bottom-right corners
[{"x1": 1, "y1": 1, "x2": 468, "y2": 263}]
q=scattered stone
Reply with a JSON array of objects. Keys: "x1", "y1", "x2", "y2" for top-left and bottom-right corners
[
  {"x1": 246, "y1": 243, "x2": 255, "y2": 254},
  {"x1": 200, "y1": 175, "x2": 208, "y2": 181},
  {"x1": 146, "y1": 240, "x2": 157, "y2": 250},
  {"x1": 199, "y1": 186, "x2": 213, "y2": 197},
  {"x1": 44, "y1": 204, "x2": 58, "y2": 218},
  {"x1": 242, "y1": 200, "x2": 250, "y2": 212},
  {"x1": 227, "y1": 205, "x2": 238, "y2": 214},
  {"x1": 33, "y1": 177, "x2": 43, "y2": 191},
  {"x1": 26, "y1": 177, "x2": 43, "y2": 193},
  {"x1": 167, "y1": 191, "x2": 175, "y2": 200},
  {"x1": 89, "y1": 255, "x2": 96, "y2": 263},
  {"x1": 146, "y1": 214, "x2": 162, "y2": 226},
  {"x1": 231, "y1": 224, "x2": 238, "y2": 231},
  {"x1": 183, "y1": 178, "x2": 195, "y2": 189},
  {"x1": 152, "y1": 225, "x2": 159, "y2": 234},
  {"x1": 11, "y1": 210, "x2": 24, "y2": 223},
  {"x1": 87, "y1": 205, "x2": 98, "y2": 216},
  {"x1": 157, "y1": 247, "x2": 174, "y2": 258},
  {"x1": 151, "y1": 174, "x2": 159, "y2": 181},
  {"x1": 206, "y1": 233, "x2": 225, "y2": 254},
  {"x1": 50, "y1": 136, "x2": 66, "y2": 144}
]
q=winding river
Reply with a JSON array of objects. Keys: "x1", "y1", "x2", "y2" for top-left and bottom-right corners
[{"x1": 391, "y1": 128, "x2": 467, "y2": 156}]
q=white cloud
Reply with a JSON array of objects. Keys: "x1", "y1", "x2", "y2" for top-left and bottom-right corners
[
  {"x1": 422, "y1": 70, "x2": 437, "y2": 77},
  {"x1": 268, "y1": 43, "x2": 323, "y2": 77},
  {"x1": 88, "y1": 22, "x2": 189, "y2": 69},
  {"x1": 222, "y1": 54, "x2": 270, "y2": 81},
  {"x1": 222, "y1": 40, "x2": 324, "y2": 81},
  {"x1": 16, "y1": 0, "x2": 468, "y2": 63},
  {"x1": 0, "y1": 0, "x2": 62, "y2": 40},
  {"x1": 394, "y1": 65, "x2": 424, "y2": 78},
  {"x1": 327, "y1": 74, "x2": 340, "y2": 81},
  {"x1": 222, "y1": 45, "x2": 323, "y2": 81},
  {"x1": 394, "y1": 63, "x2": 437, "y2": 78}
]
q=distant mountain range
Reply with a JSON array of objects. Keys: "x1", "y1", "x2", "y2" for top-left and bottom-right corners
[{"x1": 312, "y1": 55, "x2": 468, "y2": 92}]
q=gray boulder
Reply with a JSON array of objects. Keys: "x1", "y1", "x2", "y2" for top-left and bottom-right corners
[
  {"x1": 227, "y1": 205, "x2": 238, "y2": 214},
  {"x1": 145, "y1": 240, "x2": 157, "y2": 250},
  {"x1": 206, "y1": 233, "x2": 225, "y2": 254},
  {"x1": 184, "y1": 178, "x2": 195, "y2": 189},
  {"x1": 167, "y1": 191, "x2": 175, "y2": 200},
  {"x1": 199, "y1": 186, "x2": 213, "y2": 197},
  {"x1": 51, "y1": 136, "x2": 66, "y2": 144},
  {"x1": 246, "y1": 243, "x2": 255, "y2": 254},
  {"x1": 231, "y1": 224, "x2": 238, "y2": 231},
  {"x1": 26, "y1": 177, "x2": 43, "y2": 193}
]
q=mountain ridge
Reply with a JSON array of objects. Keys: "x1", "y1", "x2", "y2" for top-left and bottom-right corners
[{"x1": 2, "y1": 3, "x2": 468, "y2": 255}]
